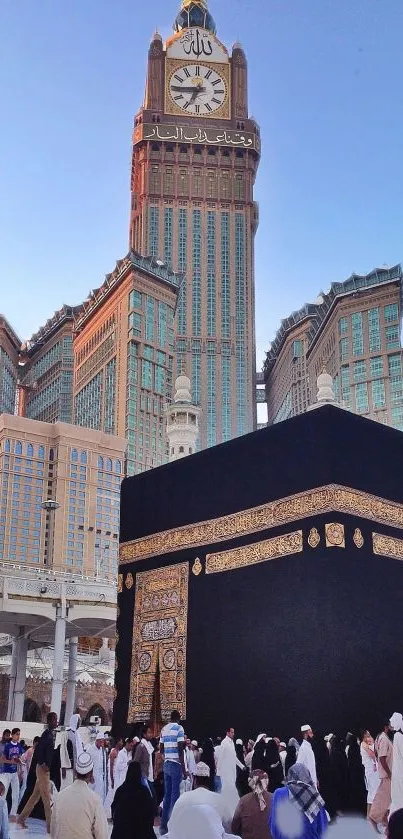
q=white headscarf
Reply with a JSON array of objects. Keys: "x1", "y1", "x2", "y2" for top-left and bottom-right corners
[
  {"x1": 170, "y1": 803, "x2": 240, "y2": 839},
  {"x1": 390, "y1": 712, "x2": 403, "y2": 732},
  {"x1": 67, "y1": 714, "x2": 84, "y2": 761}
]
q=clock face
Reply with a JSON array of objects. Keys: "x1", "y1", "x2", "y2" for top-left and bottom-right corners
[{"x1": 168, "y1": 64, "x2": 227, "y2": 116}]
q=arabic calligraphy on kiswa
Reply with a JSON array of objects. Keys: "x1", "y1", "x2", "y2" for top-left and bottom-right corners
[{"x1": 134, "y1": 123, "x2": 260, "y2": 152}]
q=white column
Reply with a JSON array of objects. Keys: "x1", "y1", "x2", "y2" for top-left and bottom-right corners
[
  {"x1": 51, "y1": 604, "x2": 67, "y2": 718},
  {"x1": 64, "y1": 636, "x2": 78, "y2": 723},
  {"x1": 7, "y1": 628, "x2": 28, "y2": 721}
]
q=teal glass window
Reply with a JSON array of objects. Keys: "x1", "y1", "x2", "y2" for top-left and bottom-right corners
[
  {"x1": 384, "y1": 303, "x2": 398, "y2": 323},
  {"x1": 141, "y1": 359, "x2": 153, "y2": 390},
  {"x1": 370, "y1": 356, "x2": 383, "y2": 377},
  {"x1": 148, "y1": 207, "x2": 159, "y2": 257},
  {"x1": 222, "y1": 354, "x2": 231, "y2": 442},
  {"x1": 386, "y1": 325, "x2": 400, "y2": 350},
  {"x1": 207, "y1": 341, "x2": 216, "y2": 447},
  {"x1": 192, "y1": 210, "x2": 202, "y2": 336},
  {"x1": 353, "y1": 360, "x2": 366, "y2": 381},
  {"x1": 355, "y1": 382, "x2": 369, "y2": 413},
  {"x1": 145, "y1": 296, "x2": 155, "y2": 342},
  {"x1": 391, "y1": 407, "x2": 403, "y2": 430},
  {"x1": 338, "y1": 317, "x2": 348, "y2": 336},
  {"x1": 143, "y1": 345, "x2": 153, "y2": 361},
  {"x1": 351, "y1": 312, "x2": 364, "y2": 357},
  {"x1": 339, "y1": 338, "x2": 349, "y2": 361},
  {"x1": 104, "y1": 357, "x2": 116, "y2": 434},
  {"x1": 191, "y1": 340, "x2": 201, "y2": 405},
  {"x1": 292, "y1": 340, "x2": 302, "y2": 359},
  {"x1": 155, "y1": 366, "x2": 165, "y2": 395},
  {"x1": 235, "y1": 213, "x2": 246, "y2": 436},
  {"x1": 368, "y1": 308, "x2": 381, "y2": 352},
  {"x1": 372, "y1": 379, "x2": 386, "y2": 409},
  {"x1": 158, "y1": 302, "x2": 167, "y2": 348},
  {"x1": 341, "y1": 364, "x2": 350, "y2": 405},
  {"x1": 177, "y1": 209, "x2": 187, "y2": 336},
  {"x1": 221, "y1": 213, "x2": 230, "y2": 339},
  {"x1": 164, "y1": 207, "x2": 173, "y2": 267},
  {"x1": 128, "y1": 311, "x2": 142, "y2": 338},
  {"x1": 75, "y1": 372, "x2": 102, "y2": 430},
  {"x1": 129, "y1": 290, "x2": 142, "y2": 310},
  {"x1": 207, "y1": 212, "x2": 216, "y2": 337}
]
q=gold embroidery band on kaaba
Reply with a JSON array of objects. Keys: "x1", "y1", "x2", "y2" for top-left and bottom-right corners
[
  {"x1": 373, "y1": 532, "x2": 403, "y2": 561},
  {"x1": 128, "y1": 562, "x2": 188, "y2": 724},
  {"x1": 206, "y1": 531, "x2": 303, "y2": 574},
  {"x1": 119, "y1": 484, "x2": 403, "y2": 565}
]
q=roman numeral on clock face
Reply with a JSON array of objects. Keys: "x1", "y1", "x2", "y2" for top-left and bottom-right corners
[
  {"x1": 183, "y1": 67, "x2": 190, "y2": 78},
  {"x1": 205, "y1": 69, "x2": 212, "y2": 79}
]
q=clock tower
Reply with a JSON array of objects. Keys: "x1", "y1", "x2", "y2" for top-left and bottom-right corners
[{"x1": 130, "y1": 0, "x2": 260, "y2": 447}]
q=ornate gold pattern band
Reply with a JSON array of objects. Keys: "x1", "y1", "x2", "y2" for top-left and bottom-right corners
[
  {"x1": 206, "y1": 531, "x2": 303, "y2": 574},
  {"x1": 128, "y1": 562, "x2": 189, "y2": 723},
  {"x1": 119, "y1": 484, "x2": 403, "y2": 565},
  {"x1": 372, "y1": 532, "x2": 403, "y2": 561}
]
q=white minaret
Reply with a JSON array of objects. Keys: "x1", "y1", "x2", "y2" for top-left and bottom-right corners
[{"x1": 166, "y1": 375, "x2": 201, "y2": 462}]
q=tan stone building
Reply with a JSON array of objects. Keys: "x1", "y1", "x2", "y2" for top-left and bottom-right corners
[
  {"x1": 264, "y1": 265, "x2": 403, "y2": 430},
  {"x1": 73, "y1": 252, "x2": 180, "y2": 476},
  {"x1": 130, "y1": 0, "x2": 261, "y2": 446},
  {"x1": 0, "y1": 414, "x2": 126, "y2": 577}
]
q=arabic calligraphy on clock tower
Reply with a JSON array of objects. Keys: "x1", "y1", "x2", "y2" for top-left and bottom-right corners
[{"x1": 130, "y1": 0, "x2": 261, "y2": 450}]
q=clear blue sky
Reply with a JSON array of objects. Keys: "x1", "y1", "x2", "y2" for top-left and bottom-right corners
[{"x1": 1, "y1": 0, "x2": 402, "y2": 367}]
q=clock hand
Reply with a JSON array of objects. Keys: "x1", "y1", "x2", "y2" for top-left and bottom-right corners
[{"x1": 171, "y1": 85, "x2": 206, "y2": 94}]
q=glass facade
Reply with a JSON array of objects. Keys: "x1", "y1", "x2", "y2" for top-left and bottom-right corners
[
  {"x1": 104, "y1": 357, "x2": 116, "y2": 435},
  {"x1": 0, "y1": 348, "x2": 17, "y2": 415},
  {"x1": 177, "y1": 209, "x2": 187, "y2": 336},
  {"x1": 351, "y1": 312, "x2": 364, "y2": 357},
  {"x1": 221, "y1": 344, "x2": 231, "y2": 442},
  {"x1": 339, "y1": 338, "x2": 349, "y2": 361},
  {"x1": 207, "y1": 341, "x2": 216, "y2": 447},
  {"x1": 235, "y1": 213, "x2": 246, "y2": 436},
  {"x1": 25, "y1": 334, "x2": 75, "y2": 424},
  {"x1": 207, "y1": 212, "x2": 216, "y2": 337},
  {"x1": 355, "y1": 382, "x2": 369, "y2": 413},
  {"x1": 75, "y1": 372, "x2": 102, "y2": 430},
  {"x1": 372, "y1": 378, "x2": 386, "y2": 409},
  {"x1": 368, "y1": 308, "x2": 381, "y2": 352},
  {"x1": 164, "y1": 207, "x2": 173, "y2": 267},
  {"x1": 221, "y1": 212, "x2": 231, "y2": 339},
  {"x1": 341, "y1": 365, "x2": 350, "y2": 406},
  {"x1": 192, "y1": 210, "x2": 202, "y2": 336},
  {"x1": 191, "y1": 340, "x2": 201, "y2": 405},
  {"x1": 148, "y1": 207, "x2": 159, "y2": 257}
]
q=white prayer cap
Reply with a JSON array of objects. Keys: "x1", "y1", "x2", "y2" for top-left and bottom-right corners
[
  {"x1": 75, "y1": 751, "x2": 94, "y2": 776},
  {"x1": 301, "y1": 725, "x2": 312, "y2": 732},
  {"x1": 280, "y1": 742, "x2": 286, "y2": 749},
  {"x1": 194, "y1": 761, "x2": 210, "y2": 777},
  {"x1": 324, "y1": 733, "x2": 334, "y2": 742},
  {"x1": 133, "y1": 736, "x2": 140, "y2": 743},
  {"x1": 390, "y1": 712, "x2": 403, "y2": 732},
  {"x1": 191, "y1": 740, "x2": 198, "y2": 746},
  {"x1": 236, "y1": 738, "x2": 243, "y2": 745},
  {"x1": 95, "y1": 731, "x2": 104, "y2": 742}
]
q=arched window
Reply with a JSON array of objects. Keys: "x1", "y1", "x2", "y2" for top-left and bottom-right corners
[
  {"x1": 38, "y1": 446, "x2": 45, "y2": 460},
  {"x1": 179, "y1": 446, "x2": 184, "y2": 453},
  {"x1": 15, "y1": 441, "x2": 22, "y2": 455},
  {"x1": 98, "y1": 456, "x2": 104, "y2": 469},
  {"x1": 115, "y1": 460, "x2": 122, "y2": 474},
  {"x1": 4, "y1": 440, "x2": 10, "y2": 453},
  {"x1": 189, "y1": 447, "x2": 193, "y2": 454},
  {"x1": 106, "y1": 458, "x2": 112, "y2": 472},
  {"x1": 27, "y1": 444, "x2": 34, "y2": 457},
  {"x1": 71, "y1": 449, "x2": 78, "y2": 462},
  {"x1": 80, "y1": 450, "x2": 87, "y2": 465}
]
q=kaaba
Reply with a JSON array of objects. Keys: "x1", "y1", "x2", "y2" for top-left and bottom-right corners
[{"x1": 114, "y1": 405, "x2": 403, "y2": 740}]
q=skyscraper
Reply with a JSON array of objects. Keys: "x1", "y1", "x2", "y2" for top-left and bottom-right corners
[
  {"x1": 130, "y1": 0, "x2": 261, "y2": 447},
  {"x1": 264, "y1": 265, "x2": 403, "y2": 430},
  {"x1": 0, "y1": 316, "x2": 20, "y2": 415}
]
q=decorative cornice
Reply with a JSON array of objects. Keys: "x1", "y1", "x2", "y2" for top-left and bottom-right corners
[{"x1": 119, "y1": 483, "x2": 403, "y2": 565}]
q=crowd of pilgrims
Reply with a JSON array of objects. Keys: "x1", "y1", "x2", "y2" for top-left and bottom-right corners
[{"x1": 0, "y1": 709, "x2": 401, "y2": 838}]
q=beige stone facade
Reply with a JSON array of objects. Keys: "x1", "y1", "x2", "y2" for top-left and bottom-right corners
[
  {"x1": 265, "y1": 266, "x2": 403, "y2": 430},
  {"x1": 0, "y1": 414, "x2": 126, "y2": 577}
]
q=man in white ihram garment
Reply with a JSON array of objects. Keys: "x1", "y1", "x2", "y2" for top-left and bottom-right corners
[
  {"x1": 390, "y1": 711, "x2": 403, "y2": 816},
  {"x1": 88, "y1": 731, "x2": 108, "y2": 803},
  {"x1": 168, "y1": 762, "x2": 233, "y2": 835},
  {"x1": 297, "y1": 724, "x2": 317, "y2": 787},
  {"x1": 216, "y1": 727, "x2": 246, "y2": 815}
]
